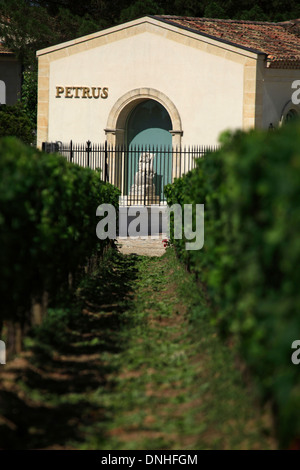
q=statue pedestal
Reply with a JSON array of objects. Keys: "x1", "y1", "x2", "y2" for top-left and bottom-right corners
[{"x1": 129, "y1": 152, "x2": 159, "y2": 205}]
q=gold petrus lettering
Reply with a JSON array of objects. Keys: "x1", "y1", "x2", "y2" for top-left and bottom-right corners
[
  {"x1": 65, "y1": 87, "x2": 73, "y2": 98},
  {"x1": 91, "y1": 87, "x2": 100, "y2": 99},
  {"x1": 56, "y1": 86, "x2": 64, "y2": 98},
  {"x1": 82, "y1": 87, "x2": 91, "y2": 99},
  {"x1": 55, "y1": 86, "x2": 109, "y2": 99},
  {"x1": 73, "y1": 86, "x2": 82, "y2": 98},
  {"x1": 101, "y1": 87, "x2": 108, "y2": 99}
]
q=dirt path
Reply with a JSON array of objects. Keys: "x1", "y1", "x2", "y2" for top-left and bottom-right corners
[
  {"x1": 116, "y1": 236, "x2": 167, "y2": 257},
  {"x1": 0, "y1": 248, "x2": 277, "y2": 449}
]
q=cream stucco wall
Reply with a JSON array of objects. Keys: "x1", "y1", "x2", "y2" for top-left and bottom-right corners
[
  {"x1": 38, "y1": 17, "x2": 262, "y2": 148},
  {"x1": 47, "y1": 31, "x2": 245, "y2": 145}
]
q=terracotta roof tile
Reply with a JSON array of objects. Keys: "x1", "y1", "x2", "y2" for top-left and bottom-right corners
[{"x1": 155, "y1": 16, "x2": 300, "y2": 67}]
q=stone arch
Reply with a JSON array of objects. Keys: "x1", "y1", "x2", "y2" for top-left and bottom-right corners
[
  {"x1": 105, "y1": 88, "x2": 183, "y2": 146},
  {"x1": 279, "y1": 99, "x2": 300, "y2": 126}
]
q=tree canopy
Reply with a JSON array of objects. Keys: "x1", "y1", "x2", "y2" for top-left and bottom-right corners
[{"x1": 0, "y1": 0, "x2": 299, "y2": 71}]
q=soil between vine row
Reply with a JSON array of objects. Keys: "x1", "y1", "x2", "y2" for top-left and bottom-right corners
[{"x1": 0, "y1": 247, "x2": 276, "y2": 450}]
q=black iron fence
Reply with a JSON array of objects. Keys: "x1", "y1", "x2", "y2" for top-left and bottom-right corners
[{"x1": 42, "y1": 141, "x2": 218, "y2": 205}]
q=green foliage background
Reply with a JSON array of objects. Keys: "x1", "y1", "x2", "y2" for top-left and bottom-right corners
[
  {"x1": 165, "y1": 121, "x2": 300, "y2": 447},
  {"x1": 0, "y1": 103, "x2": 35, "y2": 144},
  {"x1": 21, "y1": 70, "x2": 38, "y2": 126},
  {"x1": 0, "y1": 137, "x2": 120, "y2": 328}
]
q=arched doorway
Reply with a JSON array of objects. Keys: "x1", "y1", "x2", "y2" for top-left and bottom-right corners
[
  {"x1": 125, "y1": 99, "x2": 172, "y2": 201},
  {"x1": 105, "y1": 88, "x2": 182, "y2": 203},
  {"x1": 105, "y1": 88, "x2": 182, "y2": 147},
  {"x1": 127, "y1": 99, "x2": 172, "y2": 148},
  {"x1": 279, "y1": 100, "x2": 300, "y2": 126}
]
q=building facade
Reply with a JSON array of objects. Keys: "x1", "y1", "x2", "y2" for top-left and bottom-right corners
[
  {"x1": 36, "y1": 16, "x2": 300, "y2": 149},
  {"x1": 36, "y1": 16, "x2": 300, "y2": 203}
]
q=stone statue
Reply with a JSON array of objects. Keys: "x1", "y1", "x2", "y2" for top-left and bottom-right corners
[{"x1": 129, "y1": 152, "x2": 158, "y2": 202}]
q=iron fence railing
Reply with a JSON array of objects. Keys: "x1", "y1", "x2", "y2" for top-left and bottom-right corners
[{"x1": 42, "y1": 141, "x2": 218, "y2": 205}]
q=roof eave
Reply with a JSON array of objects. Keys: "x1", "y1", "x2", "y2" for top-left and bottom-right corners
[
  {"x1": 36, "y1": 16, "x2": 154, "y2": 56},
  {"x1": 151, "y1": 15, "x2": 267, "y2": 58},
  {"x1": 267, "y1": 58, "x2": 300, "y2": 69},
  {"x1": 37, "y1": 15, "x2": 266, "y2": 59}
]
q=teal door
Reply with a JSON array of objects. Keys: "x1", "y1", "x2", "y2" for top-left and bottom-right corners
[{"x1": 126, "y1": 99, "x2": 172, "y2": 201}]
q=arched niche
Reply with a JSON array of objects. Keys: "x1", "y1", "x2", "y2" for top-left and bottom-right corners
[{"x1": 105, "y1": 88, "x2": 183, "y2": 147}]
